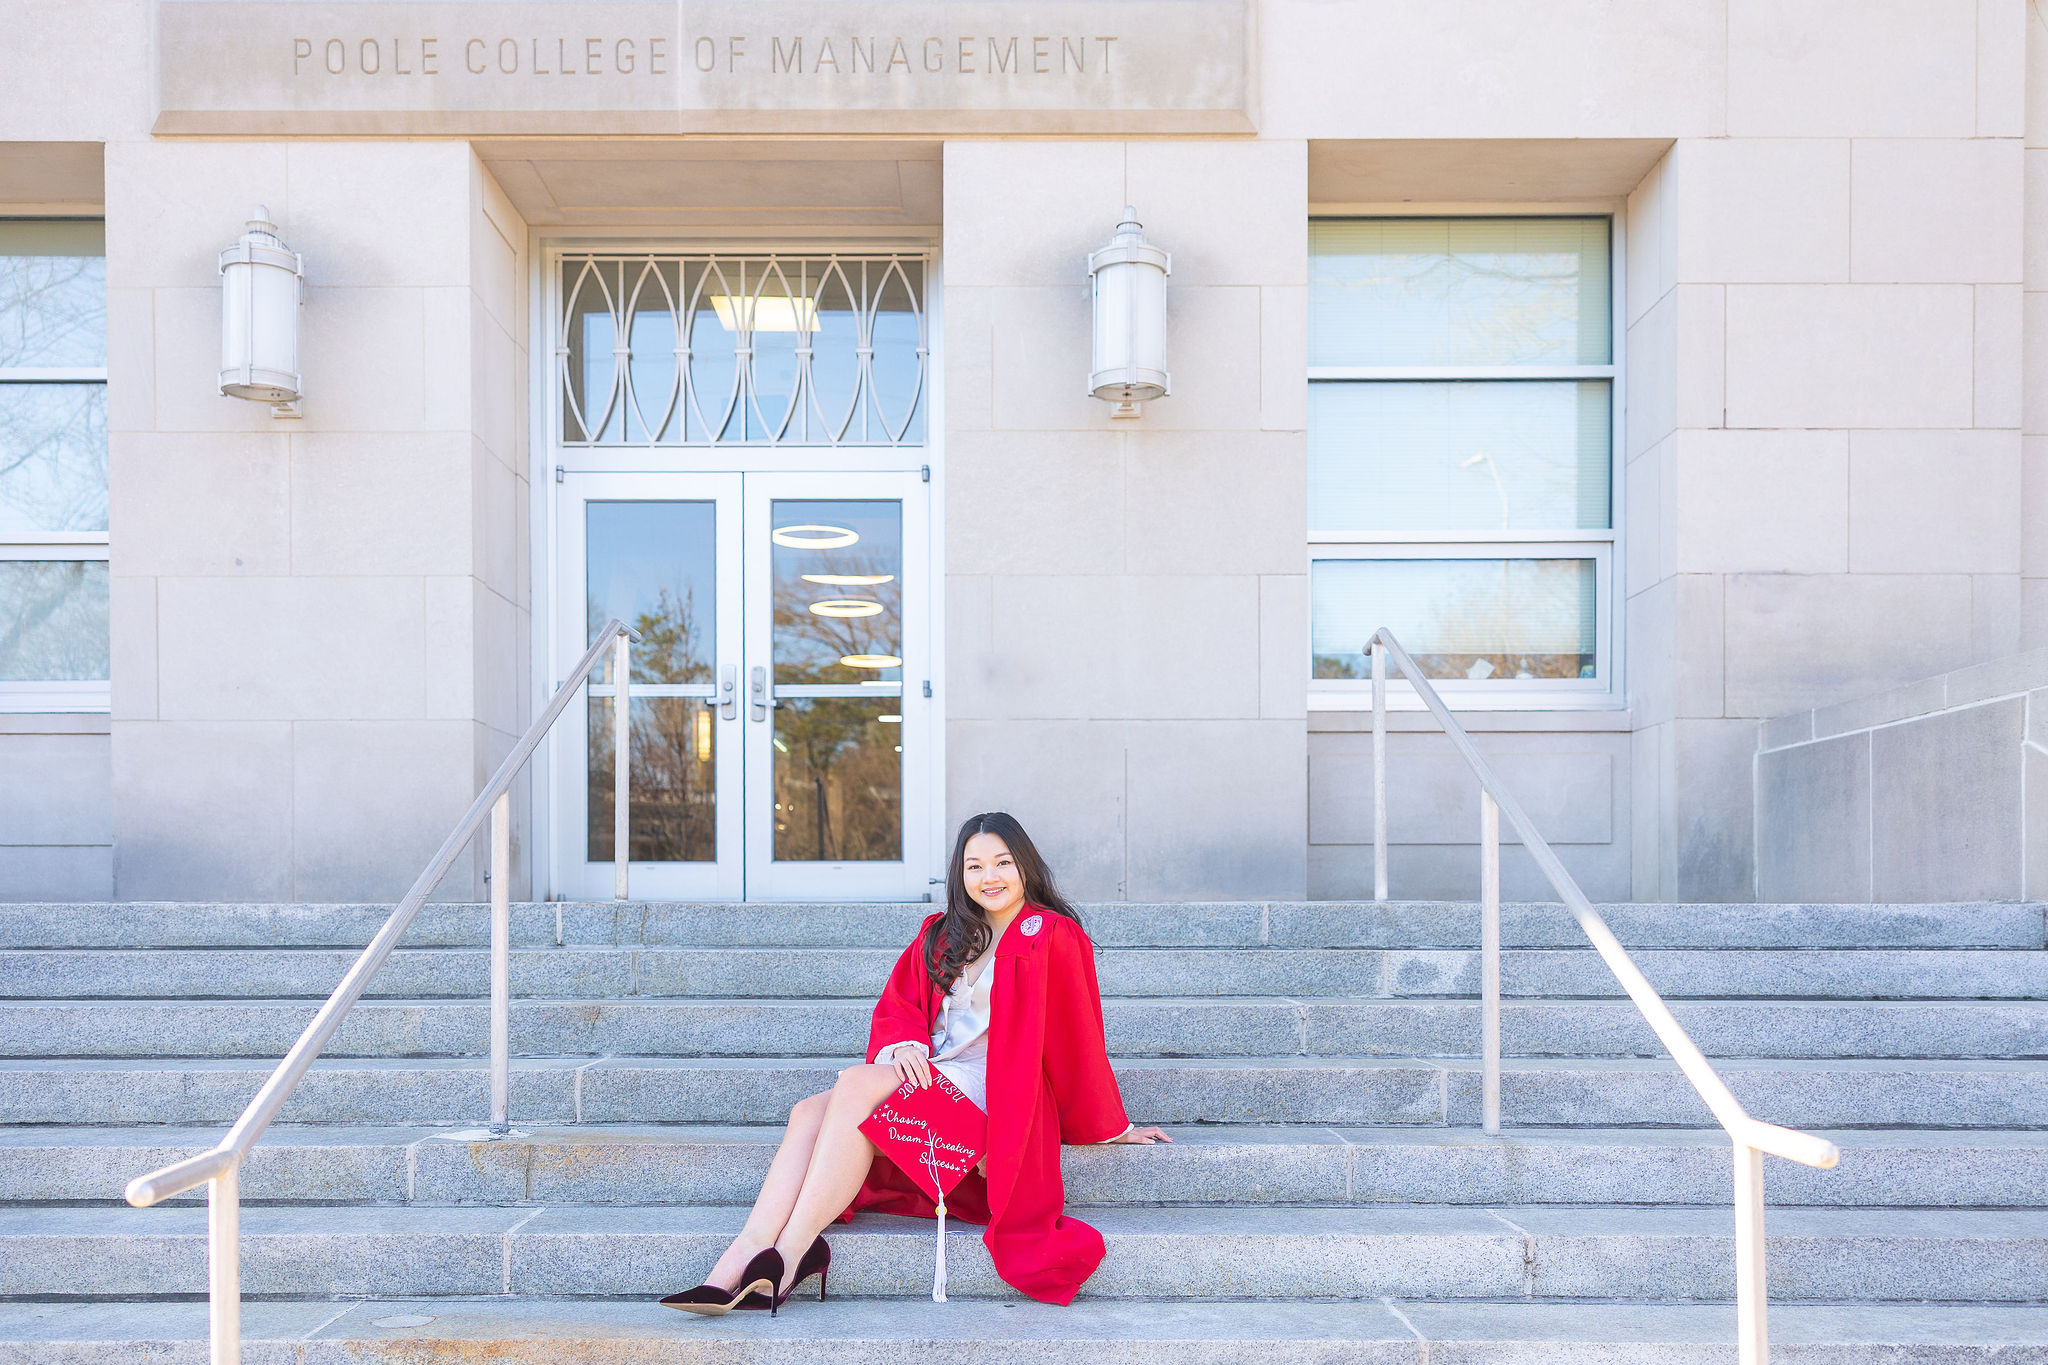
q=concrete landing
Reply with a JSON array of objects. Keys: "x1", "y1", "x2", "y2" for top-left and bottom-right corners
[{"x1": 5, "y1": 1298, "x2": 2048, "y2": 1364}]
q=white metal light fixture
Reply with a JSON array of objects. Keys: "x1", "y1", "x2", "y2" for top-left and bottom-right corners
[
  {"x1": 218, "y1": 205, "x2": 304, "y2": 417},
  {"x1": 1087, "y1": 206, "x2": 1171, "y2": 418}
]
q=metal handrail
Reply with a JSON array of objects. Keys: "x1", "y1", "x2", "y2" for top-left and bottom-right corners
[
  {"x1": 124, "y1": 618, "x2": 641, "y2": 1365},
  {"x1": 1364, "y1": 628, "x2": 1838, "y2": 1365}
]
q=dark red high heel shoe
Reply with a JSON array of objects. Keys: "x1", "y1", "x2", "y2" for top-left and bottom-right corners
[
  {"x1": 659, "y1": 1246, "x2": 783, "y2": 1316},
  {"x1": 767, "y1": 1236, "x2": 831, "y2": 1312}
]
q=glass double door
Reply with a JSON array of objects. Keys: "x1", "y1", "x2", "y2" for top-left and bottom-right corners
[{"x1": 554, "y1": 470, "x2": 930, "y2": 901}]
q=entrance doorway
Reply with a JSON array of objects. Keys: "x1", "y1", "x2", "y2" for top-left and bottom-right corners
[
  {"x1": 539, "y1": 244, "x2": 937, "y2": 902},
  {"x1": 552, "y1": 469, "x2": 931, "y2": 900}
]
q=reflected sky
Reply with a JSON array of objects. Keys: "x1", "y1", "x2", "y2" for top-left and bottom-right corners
[
  {"x1": 1309, "y1": 217, "x2": 1610, "y2": 368},
  {"x1": 586, "y1": 500, "x2": 715, "y2": 684},
  {"x1": 0, "y1": 384, "x2": 107, "y2": 535},
  {"x1": 0, "y1": 221, "x2": 105, "y2": 369},
  {"x1": 0, "y1": 560, "x2": 108, "y2": 681},
  {"x1": 1308, "y1": 380, "x2": 1610, "y2": 534}
]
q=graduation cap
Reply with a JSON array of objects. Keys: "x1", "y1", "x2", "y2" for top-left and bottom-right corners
[{"x1": 859, "y1": 1070, "x2": 989, "y2": 1301}]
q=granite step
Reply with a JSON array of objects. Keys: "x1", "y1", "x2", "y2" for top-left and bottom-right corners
[
  {"x1": 8, "y1": 1298, "x2": 2048, "y2": 1365},
  {"x1": 6, "y1": 944, "x2": 2043, "y2": 1002},
  {"x1": 4, "y1": 996, "x2": 2040, "y2": 1061},
  {"x1": 6, "y1": 1056, "x2": 2046, "y2": 1128},
  {"x1": 14, "y1": 1123, "x2": 2047, "y2": 1210},
  {"x1": 3, "y1": 901, "x2": 2039, "y2": 951},
  {"x1": 5, "y1": 1203, "x2": 2045, "y2": 1302}
]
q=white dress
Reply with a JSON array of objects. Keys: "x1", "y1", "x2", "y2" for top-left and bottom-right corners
[{"x1": 926, "y1": 960, "x2": 996, "y2": 1109}]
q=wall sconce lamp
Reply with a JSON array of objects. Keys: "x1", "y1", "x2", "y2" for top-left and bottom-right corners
[
  {"x1": 218, "y1": 205, "x2": 304, "y2": 418},
  {"x1": 1087, "y1": 206, "x2": 1170, "y2": 419}
]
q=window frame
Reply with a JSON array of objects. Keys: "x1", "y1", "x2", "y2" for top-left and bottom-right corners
[
  {"x1": 0, "y1": 218, "x2": 109, "y2": 714},
  {"x1": 529, "y1": 229, "x2": 948, "y2": 900},
  {"x1": 551, "y1": 245, "x2": 931, "y2": 454},
  {"x1": 1309, "y1": 539, "x2": 1613, "y2": 697},
  {"x1": 1304, "y1": 204, "x2": 1626, "y2": 713}
]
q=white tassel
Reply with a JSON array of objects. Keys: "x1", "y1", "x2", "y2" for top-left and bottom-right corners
[{"x1": 933, "y1": 1194, "x2": 948, "y2": 1302}]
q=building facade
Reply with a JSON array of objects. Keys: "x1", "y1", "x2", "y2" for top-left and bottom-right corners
[{"x1": 1, "y1": 0, "x2": 2043, "y2": 906}]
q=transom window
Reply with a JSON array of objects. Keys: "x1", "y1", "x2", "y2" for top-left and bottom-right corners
[
  {"x1": 558, "y1": 252, "x2": 927, "y2": 448},
  {"x1": 0, "y1": 220, "x2": 107, "y2": 713},
  {"x1": 1308, "y1": 216, "x2": 1616, "y2": 705}
]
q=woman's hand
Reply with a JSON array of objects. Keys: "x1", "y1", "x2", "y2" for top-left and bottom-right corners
[
  {"x1": 1102, "y1": 1125, "x2": 1172, "y2": 1145},
  {"x1": 888, "y1": 1043, "x2": 934, "y2": 1089}
]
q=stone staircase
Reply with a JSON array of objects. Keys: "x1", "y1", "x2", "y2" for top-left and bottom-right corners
[{"x1": 1, "y1": 897, "x2": 2046, "y2": 1361}]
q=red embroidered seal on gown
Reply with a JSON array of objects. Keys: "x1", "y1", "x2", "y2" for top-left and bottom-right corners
[{"x1": 838, "y1": 906, "x2": 1131, "y2": 1305}]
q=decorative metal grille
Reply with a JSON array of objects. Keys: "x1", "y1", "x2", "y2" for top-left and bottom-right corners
[{"x1": 558, "y1": 253, "x2": 927, "y2": 447}]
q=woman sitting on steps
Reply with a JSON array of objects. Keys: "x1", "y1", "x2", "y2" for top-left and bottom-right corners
[{"x1": 660, "y1": 810, "x2": 1171, "y2": 1313}]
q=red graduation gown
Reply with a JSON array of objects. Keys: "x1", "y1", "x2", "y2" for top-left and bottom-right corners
[{"x1": 840, "y1": 905, "x2": 1131, "y2": 1305}]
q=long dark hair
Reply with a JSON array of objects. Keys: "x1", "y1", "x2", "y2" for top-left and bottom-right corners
[{"x1": 921, "y1": 812, "x2": 1081, "y2": 991}]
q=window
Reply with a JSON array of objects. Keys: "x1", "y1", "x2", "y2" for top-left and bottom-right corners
[
  {"x1": 1307, "y1": 216, "x2": 1617, "y2": 706},
  {"x1": 0, "y1": 220, "x2": 107, "y2": 713},
  {"x1": 558, "y1": 252, "x2": 927, "y2": 448}
]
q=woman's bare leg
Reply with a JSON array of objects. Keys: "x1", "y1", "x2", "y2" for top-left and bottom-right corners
[
  {"x1": 770, "y1": 1063, "x2": 903, "y2": 1291},
  {"x1": 701, "y1": 1090, "x2": 829, "y2": 1291}
]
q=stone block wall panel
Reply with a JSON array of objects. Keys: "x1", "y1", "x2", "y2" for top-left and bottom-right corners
[
  {"x1": 0, "y1": 719, "x2": 113, "y2": 900},
  {"x1": 1757, "y1": 653, "x2": 2045, "y2": 902},
  {"x1": 99, "y1": 140, "x2": 532, "y2": 900},
  {"x1": 1756, "y1": 732, "x2": 1872, "y2": 903},
  {"x1": 1306, "y1": 724, "x2": 1631, "y2": 903},
  {"x1": 1870, "y1": 699, "x2": 2025, "y2": 902},
  {"x1": 2023, "y1": 0, "x2": 2048, "y2": 646},
  {"x1": 942, "y1": 139, "x2": 1308, "y2": 899}
]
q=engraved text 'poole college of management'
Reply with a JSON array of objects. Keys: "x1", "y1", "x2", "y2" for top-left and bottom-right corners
[{"x1": 290, "y1": 33, "x2": 1123, "y2": 78}]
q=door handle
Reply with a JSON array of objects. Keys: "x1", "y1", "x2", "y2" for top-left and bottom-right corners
[
  {"x1": 750, "y1": 665, "x2": 768, "y2": 722},
  {"x1": 720, "y1": 665, "x2": 737, "y2": 721}
]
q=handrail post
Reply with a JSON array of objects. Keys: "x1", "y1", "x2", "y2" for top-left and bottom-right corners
[
  {"x1": 1734, "y1": 1142, "x2": 1769, "y2": 1364},
  {"x1": 209, "y1": 1167, "x2": 240, "y2": 1365},
  {"x1": 1371, "y1": 637, "x2": 1387, "y2": 902},
  {"x1": 1339, "y1": 626, "x2": 1836, "y2": 1365},
  {"x1": 613, "y1": 631, "x2": 631, "y2": 902},
  {"x1": 1480, "y1": 788, "x2": 1501, "y2": 1136},
  {"x1": 489, "y1": 790, "x2": 511, "y2": 1135},
  {"x1": 123, "y1": 619, "x2": 645, "y2": 1365}
]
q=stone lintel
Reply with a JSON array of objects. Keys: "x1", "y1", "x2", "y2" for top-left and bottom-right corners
[{"x1": 153, "y1": 0, "x2": 1252, "y2": 137}]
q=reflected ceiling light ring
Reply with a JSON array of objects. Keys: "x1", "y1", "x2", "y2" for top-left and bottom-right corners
[
  {"x1": 801, "y1": 573, "x2": 895, "y2": 586},
  {"x1": 840, "y1": 654, "x2": 903, "y2": 669},
  {"x1": 772, "y1": 524, "x2": 859, "y2": 549},
  {"x1": 808, "y1": 599, "x2": 884, "y2": 618}
]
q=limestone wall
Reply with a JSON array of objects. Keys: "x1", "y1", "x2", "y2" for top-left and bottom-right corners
[
  {"x1": 1757, "y1": 648, "x2": 2048, "y2": 902},
  {"x1": 99, "y1": 142, "x2": 529, "y2": 900},
  {"x1": 940, "y1": 141, "x2": 1310, "y2": 898},
  {"x1": 0, "y1": 0, "x2": 2040, "y2": 901}
]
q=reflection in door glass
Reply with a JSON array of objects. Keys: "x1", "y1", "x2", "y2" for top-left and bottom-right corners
[
  {"x1": 588, "y1": 697, "x2": 716, "y2": 862},
  {"x1": 586, "y1": 501, "x2": 715, "y2": 682},
  {"x1": 771, "y1": 499, "x2": 903, "y2": 862},
  {"x1": 770, "y1": 500, "x2": 901, "y2": 684},
  {"x1": 586, "y1": 501, "x2": 717, "y2": 863},
  {"x1": 773, "y1": 700, "x2": 901, "y2": 862}
]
